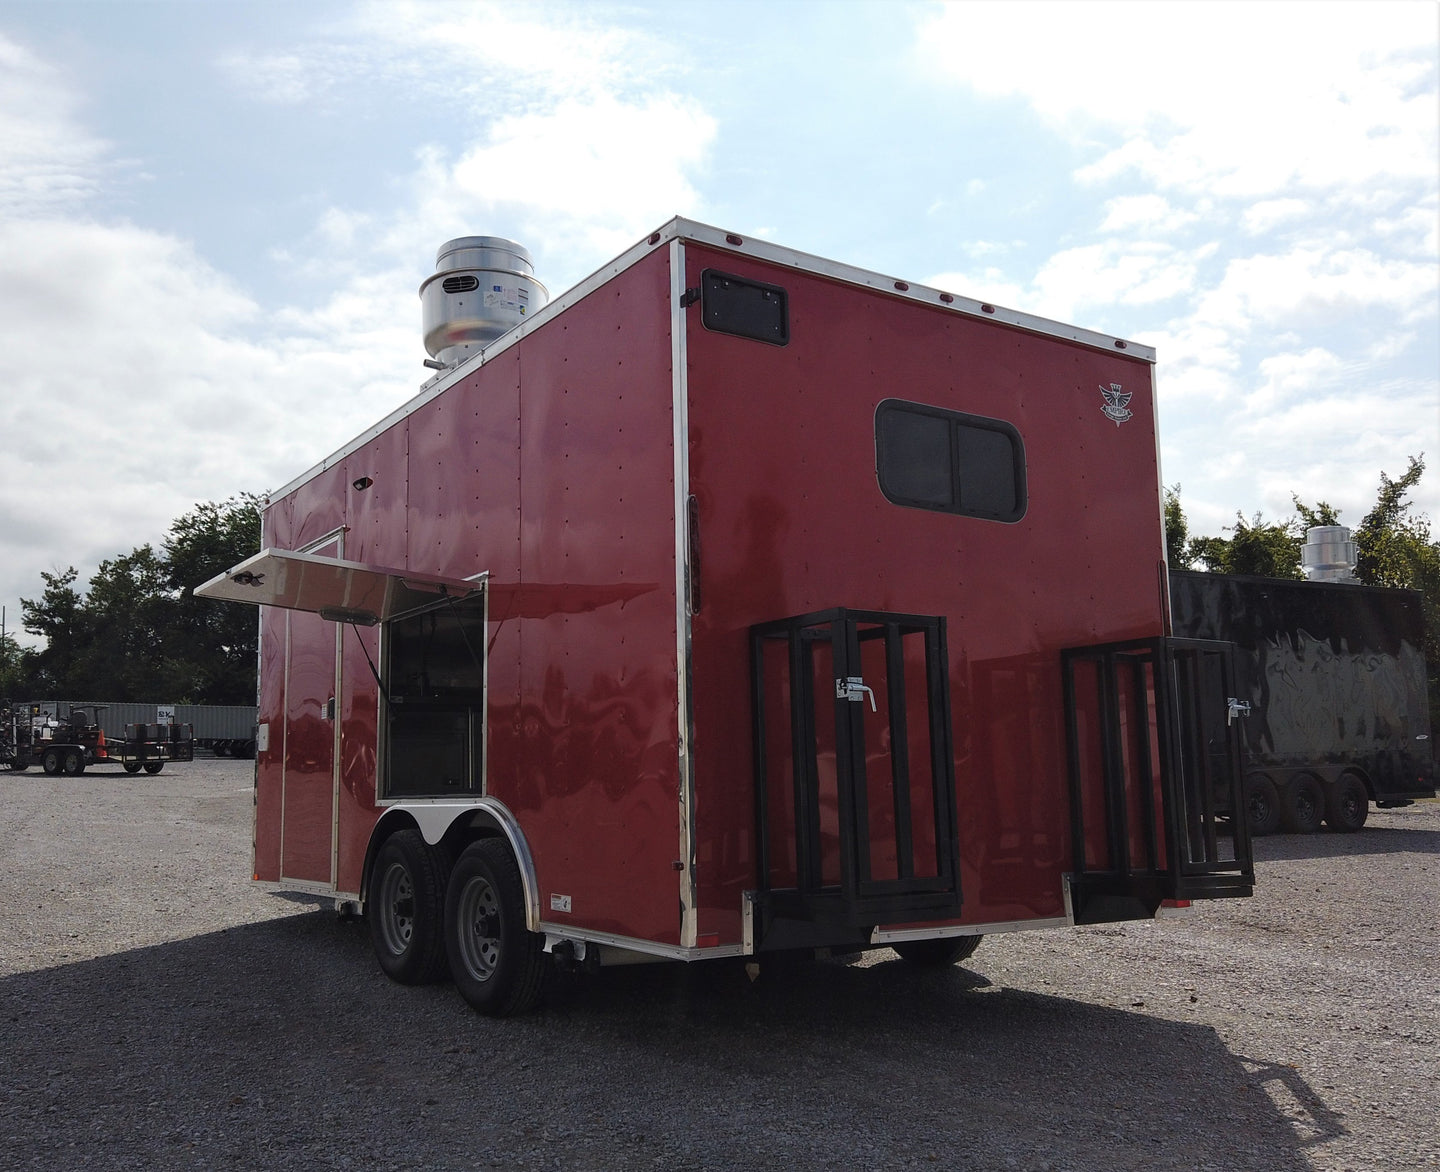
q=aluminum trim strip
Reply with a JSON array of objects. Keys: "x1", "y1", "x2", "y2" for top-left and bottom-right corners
[
  {"x1": 536, "y1": 922, "x2": 746, "y2": 962},
  {"x1": 269, "y1": 217, "x2": 1152, "y2": 504},
  {"x1": 670, "y1": 238, "x2": 699, "y2": 949},
  {"x1": 870, "y1": 915, "x2": 1073, "y2": 944}
]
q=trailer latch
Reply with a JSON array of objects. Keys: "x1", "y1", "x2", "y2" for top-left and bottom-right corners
[
  {"x1": 837, "y1": 676, "x2": 877, "y2": 712},
  {"x1": 1226, "y1": 697, "x2": 1252, "y2": 725}
]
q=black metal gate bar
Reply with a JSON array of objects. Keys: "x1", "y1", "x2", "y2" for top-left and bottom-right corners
[
  {"x1": 1062, "y1": 636, "x2": 1254, "y2": 923},
  {"x1": 880, "y1": 624, "x2": 916, "y2": 881},
  {"x1": 749, "y1": 608, "x2": 963, "y2": 938},
  {"x1": 1127, "y1": 653, "x2": 1161, "y2": 875}
]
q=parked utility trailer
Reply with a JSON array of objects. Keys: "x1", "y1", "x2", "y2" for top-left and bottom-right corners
[
  {"x1": 198, "y1": 219, "x2": 1254, "y2": 1016},
  {"x1": 1169, "y1": 570, "x2": 1435, "y2": 834},
  {"x1": 20, "y1": 700, "x2": 257, "y2": 758},
  {"x1": 0, "y1": 702, "x2": 194, "y2": 775}
]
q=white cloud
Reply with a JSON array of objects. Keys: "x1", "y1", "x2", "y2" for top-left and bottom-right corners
[
  {"x1": 0, "y1": 34, "x2": 109, "y2": 214},
  {"x1": 917, "y1": 0, "x2": 1437, "y2": 199},
  {"x1": 1099, "y1": 195, "x2": 1200, "y2": 235},
  {"x1": 1240, "y1": 198, "x2": 1311, "y2": 235},
  {"x1": 411, "y1": 93, "x2": 716, "y2": 277},
  {"x1": 1195, "y1": 246, "x2": 1436, "y2": 332}
]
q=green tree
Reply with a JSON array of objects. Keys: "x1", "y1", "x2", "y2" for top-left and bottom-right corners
[
  {"x1": 0, "y1": 631, "x2": 32, "y2": 698},
  {"x1": 20, "y1": 568, "x2": 89, "y2": 695},
  {"x1": 18, "y1": 495, "x2": 262, "y2": 704},
  {"x1": 1164, "y1": 484, "x2": 1190, "y2": 568},
  {"x1": 163, "y1": 495, "x2": 262, "y2": 704},
  {"x1": 1186, "y1": 512, "x2": 1303, "y2": 578}
]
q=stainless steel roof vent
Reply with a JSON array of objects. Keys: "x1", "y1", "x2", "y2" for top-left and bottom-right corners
[
  {"x1": 420, "y1": 236, "x2": 548, "y2": 369},
  {"x1": 1301, "y1": 525, "x2": 1358, "y2": 584}
]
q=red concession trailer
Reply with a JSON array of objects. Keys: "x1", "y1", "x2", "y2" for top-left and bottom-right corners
[{"x1": 199, "y1": 220, "x2": 1254, "y2": 1015}]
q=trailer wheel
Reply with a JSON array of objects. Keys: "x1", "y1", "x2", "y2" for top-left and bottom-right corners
[
  {"x1": 42, "y1": 748, "x2": 62, "y2": 776},
  {"x1": 368, "y1": 829, "x2": 448, "y2": 985},
  {"x1": 892, "y1": 935, "x2": 983, "y2": 967},
  {"x1": 1246, "y1": 774, "x2": 1281, "y2": 837},
  {"x1": 1325, "y1": 774, "x2": 1369, "y2": 833},
  {"x1": 445, "y1": 838, "x2": 546, "y2": 1016},
  {"x1": 143, "y1": 762, "x2": 164, "y2": 775},
  {"x1": 62, "y1": 748, "x2": 85, "y2": 776},
  {"x1": 1281, "y1": 773, "x2": 1325, "y2": 834}
]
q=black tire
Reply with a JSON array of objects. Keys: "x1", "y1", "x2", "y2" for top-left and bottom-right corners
[
  {"x1": 445, "y1": 838, "x2": 546, "y2": 1016},
  {"x1": 62, "y1": 748, "x2": 85, "y2": 776},
  {"x1": 892, "y1": 935, "x2": 983, "y2": 967},
  {"x1": 1246, "y1": 774, "x2": 1281, "y2": 837},
  {"x1": 42, "y1": 748, "x2": 62, "y2": 776},
  {"x1": 1281, "y1": 773, "x2": 1325, "y2": 834},
  {"x1": 1325, "y1": 773, "x2": 1369, "y2": 833},
  {"x1": 143, "y1": 762, "x2": 164, "y2": 775},
  {"x1": 368, "y1": 828, "x2": 449, "y2": 985},
  {"x1": 123, "y1": 762, "x2": 142, "y2": 774}
]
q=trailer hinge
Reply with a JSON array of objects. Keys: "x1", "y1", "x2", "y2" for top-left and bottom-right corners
[
  {"x1": 679, "y1": 287, "x2": 701, "y2": 308},
  {"x1": 1227, "y1": 697, "x2": 1252, "y2": 724}
]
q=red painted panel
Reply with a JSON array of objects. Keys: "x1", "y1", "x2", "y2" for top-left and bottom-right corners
[
  {"x1": 289, "y1": 463, "x2": 349, "y2": 551},
  {"x1": 281, "y1": 609, "x2": 336, "y2": 883},
  {"x1": 684, "y1": 245, "x2": 1165, "y2": 938},
  {"x1": 408, "y1": 352, "x2": 522, "y2": 582},
  {"x1": 346, "y1": 424, "x2": 409, "y2": 567},
  {"x1": 512, "y1": 250, "x2": 682, "y2": 945},
  {"x1": 252, "y1": 604, "x2": 286, "y2": 881},
  {"x1": 335, "y1": 620, "x2": 380, "y2": 895}
]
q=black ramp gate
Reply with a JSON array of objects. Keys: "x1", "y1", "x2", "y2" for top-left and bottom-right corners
[
  {"x1": 1062, "y1": 637, "x2": 1254, "y2": 924},
  {"x1": 750, "y1": 609, "x2": 962, "y2": 949}
]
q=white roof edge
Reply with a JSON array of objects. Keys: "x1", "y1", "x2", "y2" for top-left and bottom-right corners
[{"x1": 270, "y1": 216, "x2": 1155, "y2": 504}]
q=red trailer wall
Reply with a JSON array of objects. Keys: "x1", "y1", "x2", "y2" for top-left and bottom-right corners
[
  {"x1": 255, "y1": 249, "x2": 682, "y2": 945},
  {"x1": 682, "y1": 245, "x2": 1165, "y2": 942}
]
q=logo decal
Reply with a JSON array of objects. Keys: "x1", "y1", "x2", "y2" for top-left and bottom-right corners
[{"x1": 1100, "y1": 383, "x2": 1133, "y2": 427}]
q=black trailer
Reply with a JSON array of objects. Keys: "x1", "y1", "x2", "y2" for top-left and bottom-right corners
[{"x1": 1169, "y1": 570, "x2": 1435, "y2": 834}]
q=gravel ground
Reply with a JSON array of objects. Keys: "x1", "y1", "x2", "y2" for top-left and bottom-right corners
[{"x1": 1, "y1": 758, "x2": 1436, "y2": 1171}]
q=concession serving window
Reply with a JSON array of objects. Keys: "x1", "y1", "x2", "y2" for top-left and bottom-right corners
[{"x1": 196, "y1": 548, "x2": 487, "y2": 798}]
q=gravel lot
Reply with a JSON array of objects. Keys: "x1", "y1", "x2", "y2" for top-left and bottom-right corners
[{"x1": 1, "y1": 757, "x2": 1436, "y2": 1171}]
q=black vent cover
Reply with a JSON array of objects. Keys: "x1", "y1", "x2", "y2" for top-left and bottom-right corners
[
  {"x1": 442, "y1": 275, "x2": 480, "y2": 294},
  {"x1": 700, "y1": 269, "x2": 788, "y2": 345}
]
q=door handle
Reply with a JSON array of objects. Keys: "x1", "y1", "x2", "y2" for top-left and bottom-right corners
[{"x1": 836, "y1": 677, "x2": 877, "y2": 712}]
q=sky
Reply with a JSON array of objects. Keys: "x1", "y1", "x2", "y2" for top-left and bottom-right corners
[{"x1": 0, "y1": 0, "x2": 1436, "y2": 648}]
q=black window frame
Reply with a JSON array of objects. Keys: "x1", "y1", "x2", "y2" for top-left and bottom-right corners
[{"x1": 874, "y1": 398, "x2": 1028, "y2": 524}]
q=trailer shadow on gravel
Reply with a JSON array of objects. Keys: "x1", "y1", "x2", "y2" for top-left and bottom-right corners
[
  {"x1": 1255, "y1": 821, "x2": 1440, "y2": 862},
  {"x1": 0, "y1": 912, "x2": 1331, "y2": 1172}
]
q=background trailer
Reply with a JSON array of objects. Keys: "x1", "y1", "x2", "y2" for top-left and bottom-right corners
[
  {"x1": 200, "y1": 220, "x2": 1253, "y2": 1015},
  {"x1": 1170, "y1": 569, "x2": 1435, "y2": 834}
]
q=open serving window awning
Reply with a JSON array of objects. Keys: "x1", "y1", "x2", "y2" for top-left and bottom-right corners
[{"x1": 195, "y1": 548, "x2": 483, "y2": 626}]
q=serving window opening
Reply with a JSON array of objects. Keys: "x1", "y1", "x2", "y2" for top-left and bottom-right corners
[{"x1": 381, "y1": 591, "x2": 488, "y2": 799}]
